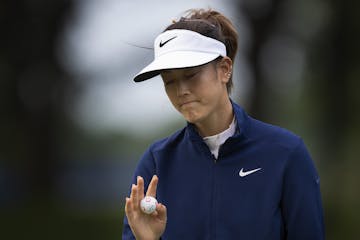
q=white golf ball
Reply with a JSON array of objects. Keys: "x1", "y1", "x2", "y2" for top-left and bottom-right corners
[{"x1": 140, "y1": 196, "x2": 158, "y2": 214}]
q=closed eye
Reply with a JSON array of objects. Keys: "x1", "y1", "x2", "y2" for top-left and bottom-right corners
[
  {"x1": 164, "y1": 79, "x2": 174, "y2": 86},
  {"x1": 185, "y1": 71, "x2": 199, "y2": 79}
]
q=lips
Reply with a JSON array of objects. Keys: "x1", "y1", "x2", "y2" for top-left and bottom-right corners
[{"x1": 179, "y1": 100, "x2": 197, "y2": 108}]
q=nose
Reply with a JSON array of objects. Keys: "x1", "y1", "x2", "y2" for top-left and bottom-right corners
[{"x1": 176, "y1": 79, "x2": 190, "y2": 97}]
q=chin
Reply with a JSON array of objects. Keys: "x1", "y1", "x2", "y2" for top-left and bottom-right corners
[
  {"x1": 178, "y1": 104, "x2": 208, "y2": 124},
  {"x1": 183, "y1": 112, "x2": 204, "y2": 124}
]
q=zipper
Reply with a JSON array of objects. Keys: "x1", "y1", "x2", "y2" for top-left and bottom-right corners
[
  {"x1": 210, "y1": 145, "x2": 219, "y2": 239},
  {"x1": 201, "y1": 142, "x2": 219, "y2": 239},
  {"x1": 210, "y1": 157, "x2": 217, "y2": 239}
]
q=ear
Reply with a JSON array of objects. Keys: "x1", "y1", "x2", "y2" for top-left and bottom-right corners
[{"x1": 216, "y1": 57, "x2": 233, "y2": 84}]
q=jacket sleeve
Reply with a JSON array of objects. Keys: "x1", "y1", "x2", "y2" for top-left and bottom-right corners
[
  {"x1": 122, "y1": 147, "x2": 158, "y2": 240},
  {"x1": 281, "y1": 139, "x2": 325, "y2": 239}
]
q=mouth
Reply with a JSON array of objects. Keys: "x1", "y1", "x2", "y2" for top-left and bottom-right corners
[{"x1": 179, "y1": 100, "x2": 196, "y2": 108}]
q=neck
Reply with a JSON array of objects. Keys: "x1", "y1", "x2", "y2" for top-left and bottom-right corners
[{"x1": 195, "y1": 98, "x2": 234, "y2": 137}]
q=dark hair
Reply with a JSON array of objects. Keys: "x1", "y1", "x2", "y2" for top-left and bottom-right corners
[{"x1": 164, "y1": 9, "x2": 238, "y2": 94}]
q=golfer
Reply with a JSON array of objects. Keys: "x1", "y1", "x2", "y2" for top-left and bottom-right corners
[{"x1": 123, "y1": 8, "x2": 324, "y2": 240}]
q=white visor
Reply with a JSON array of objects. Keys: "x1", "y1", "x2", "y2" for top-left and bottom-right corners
[{"x1": 134, "y1": 29, "x2": 227, "y2": 82}]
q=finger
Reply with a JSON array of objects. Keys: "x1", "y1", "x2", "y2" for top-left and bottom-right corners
[
  {"x1": 125, "y1": 197, "x2": 132, "y2": 216},
  {"x1": 156, "y1": 203, "x2": 167, "y2": 223},
  {"x1": 129, "y1": 184, "x2": 135, "y2": 201},
  {"x1": 131, "y1": 184, "x2": 139, "y2": 211},
  {"x1": 137, "y1": 176, "x2": 145, "y2": 200},
  {"x1": 146, "y1": 175, "x2": 158, "y2": 197}
]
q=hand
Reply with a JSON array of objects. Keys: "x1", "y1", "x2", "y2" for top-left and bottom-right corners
[{"x1": 125, "y1": 175, "x2": 167, "y2": 240}]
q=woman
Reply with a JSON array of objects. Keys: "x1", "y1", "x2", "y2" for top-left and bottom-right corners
[{"x1": 123, "y1": 9, "x2": 324, "y2": 240}]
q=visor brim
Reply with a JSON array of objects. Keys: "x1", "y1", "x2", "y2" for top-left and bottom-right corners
[{"x1": 134, "y1": 51, "x2": 221, "y2": 82}]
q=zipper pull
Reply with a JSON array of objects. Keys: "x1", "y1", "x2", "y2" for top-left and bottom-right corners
[{"x1": 213, "y1": 154, "x2": 217, "y2": 163}]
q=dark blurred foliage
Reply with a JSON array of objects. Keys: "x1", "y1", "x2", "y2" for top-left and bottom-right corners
[
  {"x1": 0, "y1": 0, "x2": 359, "y2": 239},
  {"x1": 0, "y1": 0, "x2": 70, "y2": 199},
  {"x1": 0, "y1": 0, "x2": 123, "y2": 239}
]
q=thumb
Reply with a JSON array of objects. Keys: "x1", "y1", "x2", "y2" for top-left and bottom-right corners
[{"x1": 156, "y1": 203, "x2": 167, "y2": 222}]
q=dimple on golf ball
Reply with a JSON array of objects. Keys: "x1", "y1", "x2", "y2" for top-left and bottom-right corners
[{"x1": 140, "y1": 196, "x2": 158, "y2": 214}]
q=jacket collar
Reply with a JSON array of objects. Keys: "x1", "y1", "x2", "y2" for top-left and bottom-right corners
[{"x1": 186, "y1": 99, "x2": 250, "y2": 142}]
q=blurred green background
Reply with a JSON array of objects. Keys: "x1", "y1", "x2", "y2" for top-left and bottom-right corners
[{"x1": 1, "y1": 0, "x2": 359, "y2": 239}]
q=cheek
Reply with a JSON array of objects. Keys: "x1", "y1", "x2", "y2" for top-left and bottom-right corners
[
  {"x1": 196, "y1": 79, "x2": 222, "y2": 101},
  {"x1": 164, "y1": 85, "x2": 174, "y2": 98},
  {"x1": 165, "y1": 88, "x2": 179, "y2": 108}
]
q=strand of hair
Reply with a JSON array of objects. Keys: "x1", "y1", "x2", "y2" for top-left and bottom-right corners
[{"x1": 121, "y1": 41, "x2": 153, "y2": 50}]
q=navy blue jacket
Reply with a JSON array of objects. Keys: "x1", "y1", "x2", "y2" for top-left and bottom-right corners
[{"x1": 122, "y1": 101, "x2": 324, "y2": 239}]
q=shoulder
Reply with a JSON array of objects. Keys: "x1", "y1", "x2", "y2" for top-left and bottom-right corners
[
  {"x1": 148, "y1": 126, "x2": 187, "y2": 153},
  {"x1": 247, "y1": 116, "x2": 316, "y2": 174},
  {"x1": 232, "y1": 101, "x2": 301, "y2": 151},
  {"x1": 133, "y1": 126, "x2": 187, "y2": 178},
  {"x1": 247, "y1": 116, "x2": 302, "y2": 151}
]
